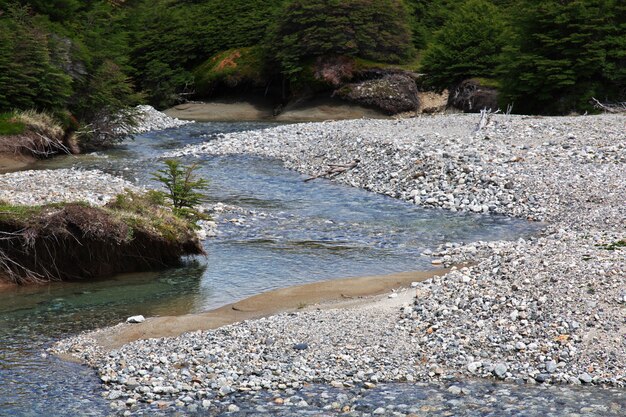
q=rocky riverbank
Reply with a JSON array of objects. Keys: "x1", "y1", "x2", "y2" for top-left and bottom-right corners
[
  {"x1": 53, "y1": 114, "x2": 625, "y2": 414},
  {"x1": 0, "y1": 107, "x2": 203, "y2": 285}
]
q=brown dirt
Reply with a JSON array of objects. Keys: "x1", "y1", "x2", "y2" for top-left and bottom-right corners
[
  {"x1": 92, "y1": 269, "x2": 447, "y2": 351},
  {"x1": 418, "y1": 90, "x2": 449, "y2": 114},
  {"x1": 215, "y1": 50, "x2": 241, "y2": 71}
]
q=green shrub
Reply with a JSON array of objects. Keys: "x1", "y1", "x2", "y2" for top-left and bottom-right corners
[{"x1": 499, "y1": 0, "x2": 626, "y2": 114}]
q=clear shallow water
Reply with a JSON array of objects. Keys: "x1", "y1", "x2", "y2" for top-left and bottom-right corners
[{"x1": 0, "y1": 122, "x2": 543, "y2": 416}]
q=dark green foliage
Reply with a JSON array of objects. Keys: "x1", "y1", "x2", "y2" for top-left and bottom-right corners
[
  {"x1": 0, "y1": 5, "x2": 73, "y2": 112},
  {"x1": 420, "y1": 0, "x2": 507, "y2": 91},
  {"x1": 404, "y1": 0, "x2": 456, "y2": 49},
  {"x1": 604, "y1": 2, "x2": 626, "y2": 97},
  {"x1": 269, "y1": 0, "x2": 415, "y2": 79},
  {"x1": 499, "y1": 0, "x2": 626, "y2": 114},
  {"x1": 0, "y1": 0, "x2": 623, "y2": 119},
  {"x1": 153, "y1": 160, "x2": 209, "y2": 224},
  {"x1": 405, "y1": 0, "x2": 515, "y2": 49},
  {"x1": 129, "y1": 0, "x2": 283, "y2": 106},
  {"x1": 8, "y1": 0, "x2": 81, "y2": 22}
]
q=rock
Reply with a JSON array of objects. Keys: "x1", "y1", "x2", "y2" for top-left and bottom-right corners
[
  {"x1": 545, "y1": 360, "x2": 557, "y2": 373},
  {"x1": 227, "y1": 404, "x2": 240, "y2": 412},
  {"x1": 333, "y1": 73, "x2": 420, "y2": 115},
  {"x1": 293, "y1": 343, "x2": 309, "y2": 351},
  {"x1": 313, "y1": 55, "x2": 356, "y2": 87},
  {"x1": 467, "y1": 361, "x2": 482, "y2": 373},
  {"x1": 494, "y1": 363, "x2": 508, "y2": 379},
  {"x1": 107, "y1": 390, "x2": 122, "y2": 400},
  {"x1": 578, "y1": 373, "x2": 593, "y2": 384},
  {"x1": 219, "y1": 385, "x2": 234, "y2": 396},
  {"x1": 126, "y1": 315, "x2": 145, "y2": 324},
  {"x1": 448, "y1": 79, "x2": 499, "y2": 113},
  {"x1": 535, "y1": 373, "x2": 550, "y2": 383},
  {"x1": 447, "y1": 385, "x2": 462, "y2": 395}
]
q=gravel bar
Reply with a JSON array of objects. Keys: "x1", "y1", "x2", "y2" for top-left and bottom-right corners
[
  {"x1": 0, "y1": 168, "x2": 141, "y2": 206},
  {"x1": 54, "y1": 114, "x2": 625, "y2": 415}
]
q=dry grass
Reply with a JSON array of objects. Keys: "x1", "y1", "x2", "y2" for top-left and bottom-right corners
[{"x1": 16, "y1": 110, "x2": 64, "y2": 138}]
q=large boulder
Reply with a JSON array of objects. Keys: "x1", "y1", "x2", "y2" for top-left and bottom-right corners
[
  {"x1": 333, "y1": 73, "x2": 420, "y2": 115},
  {"x1": 448, "y1": 79, "x2": 499, "y2": 112}
]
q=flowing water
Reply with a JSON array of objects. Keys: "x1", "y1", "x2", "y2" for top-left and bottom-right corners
[{"x1": 0, "y1": 122, "x2": 547, "y2": 416}]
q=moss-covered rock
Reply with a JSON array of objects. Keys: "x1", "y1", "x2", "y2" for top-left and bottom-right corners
[
  {"x1": 0, "y1": 193, "x2": 204, "y2": 284},
  {"x1": 194, "y1": 47, "x2": 268, "y2": 97}
]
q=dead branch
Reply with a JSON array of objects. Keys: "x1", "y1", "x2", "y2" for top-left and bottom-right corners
[
  {"x1": 475, "y1": 108, "x2": 501, "y2": 132},
  {"x1": 590, "y1": 97, "x2": 626, "y2": 114},
  {"x1": 305, "y1": 159, "x2": 360, "y2": 182}
]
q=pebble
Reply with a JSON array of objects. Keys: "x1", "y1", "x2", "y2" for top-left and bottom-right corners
[
  {"x1": 494, "y1": 364, "x2": 508, "y2": 379},
  {"x1": 125, "y1": 316, "x2": 145, "y2": 324}
]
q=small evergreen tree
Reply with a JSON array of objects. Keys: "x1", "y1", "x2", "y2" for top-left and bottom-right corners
[
  {"x1": 420, "y1": 0, "x2": 507, "y2": 91},
  {"x1": 153, "y1": 160, "x2": 209, "y2": 224}
]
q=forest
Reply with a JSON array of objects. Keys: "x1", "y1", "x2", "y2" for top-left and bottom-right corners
[{"x1": 0, "y1": 0, "x2": 624, "y2": 131}]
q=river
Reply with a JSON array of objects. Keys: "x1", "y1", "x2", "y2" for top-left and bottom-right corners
[{"x1": 1, "y1": 122, "x2": 620, "y2": 416}]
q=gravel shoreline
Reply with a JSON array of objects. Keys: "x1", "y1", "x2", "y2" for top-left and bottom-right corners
[
  {"x1": 53, "y1": 114, "x2": 625, "y2": 413},
  {"x1": 0, "y1": 106, "x2": 188, "y2": 206}
]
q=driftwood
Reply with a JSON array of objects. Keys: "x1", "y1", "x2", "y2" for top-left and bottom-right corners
[
  {"x1": 590, "y1": 97, "x2": 626, "y2": 114},
  {"x1": 304, "y1": 159, "x2": 360, "y2": 182},
  {"x1": 475, "y1": 108, "x2": 501, "y2": 132}
]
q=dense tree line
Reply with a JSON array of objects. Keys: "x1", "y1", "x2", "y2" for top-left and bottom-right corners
[{"x1": 0, "y1": 0, "x2": 624, "y2": 121}]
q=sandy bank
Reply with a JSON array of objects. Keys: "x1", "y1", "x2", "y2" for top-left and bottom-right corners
[
  {"x1": 80, "y1": 269, "x2": 444, "y2": 352},
  {"x1": 165, "y1": 98, "x2": 388, "y2": 123},
  {"x1": 0, "y1": 154, "x2": 35, "y2": 173}
]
